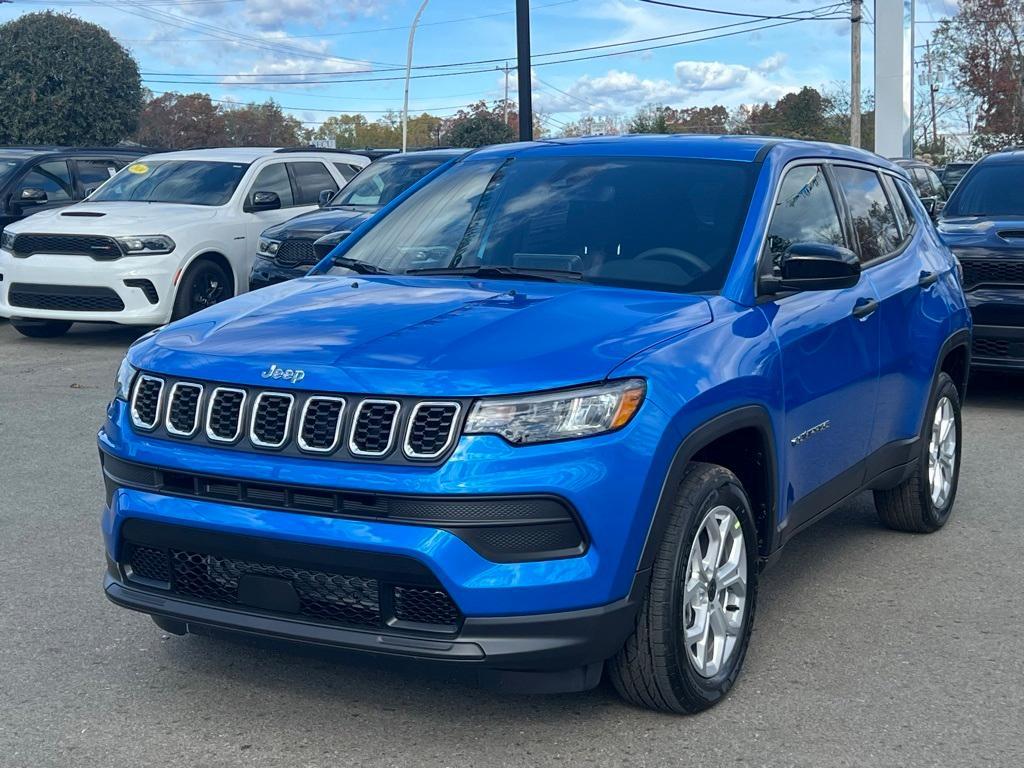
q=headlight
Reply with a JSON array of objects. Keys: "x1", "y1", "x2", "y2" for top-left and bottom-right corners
[
  {"x1": 114, "y1": 357, "x2": 138, "y2": 401},
  {"x1": 258, "y1": 238, "x2": 281, "y2": 257},
  {"x1": 1, "y1": 230, "x2": 15, "y2": 251},
  {"x1": 116, "y1": 235, "x2": 175, "y2": 255},
  {"x1": 465, "y1": 379, "x2": 646, "y2": 445}
]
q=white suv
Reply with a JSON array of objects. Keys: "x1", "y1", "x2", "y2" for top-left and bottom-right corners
[{"x1": 0, "y1": 147, "x2": 369, "y2": 337}]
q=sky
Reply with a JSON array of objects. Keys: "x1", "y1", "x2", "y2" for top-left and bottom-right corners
[{"x1": 0, "y1": 0, "x2": 961, "y2": 133}]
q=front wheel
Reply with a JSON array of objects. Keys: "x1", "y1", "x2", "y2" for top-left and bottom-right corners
[
  {"x1": 874, "y1": 371, "x2": 962, "y2": 533},
  {"x1": 609, "y1": 462, "x2": 758, "y2": 713},
  {"x1": 172, "y1": 259, "x2": 233, "y2": 321}
]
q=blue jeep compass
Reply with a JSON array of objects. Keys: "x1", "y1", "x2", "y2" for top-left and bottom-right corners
[{"x1": 99, "y1": 136, "x2": 971, "y2": 713}]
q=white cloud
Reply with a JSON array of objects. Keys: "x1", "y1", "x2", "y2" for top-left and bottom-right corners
[
  {"x1": 673, "y1": 61, "x2": 751, "y2": 91},
  {"x1": 174, "y1": 0, "x2": 386, "y2": 30},
  {"x1": 757, "y1": 53, "x2": 788, "y2": 73}
]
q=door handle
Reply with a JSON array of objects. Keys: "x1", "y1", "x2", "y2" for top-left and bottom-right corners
[
  {"x1": 851, "y1": 297, "x2": 879, "y2": 319},
  {"x1": 918, "y1": 270, "x2": 940, "y2": 287}
]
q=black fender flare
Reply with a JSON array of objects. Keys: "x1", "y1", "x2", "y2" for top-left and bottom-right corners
[
  {"x1": 636, "y1": 404, "x2": 779, "y2": 574},
  {"x1": 932, "y1": 327, "x2": 972, "y2": 404}
]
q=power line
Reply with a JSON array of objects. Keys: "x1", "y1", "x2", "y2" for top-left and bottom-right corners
[
  {"x1": 147, "y1": 91, "x2": 482, "y2": 115},
  {"x1": 140, "y1": 2, "x2": 846, "y2": 81},
  {"x1": 635, "y1": 0, "x2": 848, "y2": 21}
]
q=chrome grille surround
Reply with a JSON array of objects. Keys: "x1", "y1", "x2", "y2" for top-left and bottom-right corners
[
  {"x1": 349, "y1": 399, "x2": 401, "y2": 457},
  {"x1": 129, "y1": 375, "x2": 165, "y2": 431},
  {"x1": 165, "y1": 382, "x2": 205, "y2": 437},
  {"x1": 297, "y1": 396, "x2": 347, "y2": 454},
  {"x1": 205, "y1": 387, "x2": 247, "y2": 443},
  {"x1": 404, "y1": 401, "x2": 462, "y2": 460},
  {"x1": 249, "y1": 391, "x2": 295, "y2": 449}
]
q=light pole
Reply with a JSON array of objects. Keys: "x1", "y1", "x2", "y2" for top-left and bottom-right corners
[
  {"x1": 516, "y1": 0, "x2": 533, "y2": 141},
  {"x1": 401, "y1": 0, "x2": 430, "y2": 153}
]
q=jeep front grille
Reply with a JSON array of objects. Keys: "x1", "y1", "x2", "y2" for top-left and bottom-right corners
[
  {"x1": 959, "y1": 258, "x2": 1024, "y2": 288},
  {"x1": 130, "y1": 374, "x2": 464, "y2": 464},
  {"x1": 273, "y1": 238, "x2": 319, "y2": 268}
]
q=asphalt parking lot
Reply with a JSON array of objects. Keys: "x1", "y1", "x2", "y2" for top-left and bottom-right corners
[{"x1": 1, "y1": 319, "x2": 1022, "y2": 768}]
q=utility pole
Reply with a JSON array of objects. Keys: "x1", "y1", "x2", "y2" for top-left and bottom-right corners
[
  {"x1": 516, "y1": 0, "x2": 533, "y2": 141},
  {"x1": 502, "y1": 62, "x2": 511, "y2": 125},
  {"x1": 925, "y1": 40, "x2": 940, "y2": 147},
  {"x1": 401, "y1": 0, "x2": 430, "y2": 153},
  {"x1": 850, "y1": 0, "x2": 862, "y2": 148}
]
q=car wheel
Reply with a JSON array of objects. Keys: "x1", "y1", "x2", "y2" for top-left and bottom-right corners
[
  {"x1": 609, "y1": 462, "x2": 758, "y2": 713},
  {"x1": 172, "y1": 259, "x2": 233, "y2": 320},
  {"x1": 874, "y1": 371, "x2": 962, "y2": 533},
  {"x1": 11, "y1": 319, "x2": 73, "y2": 338}
]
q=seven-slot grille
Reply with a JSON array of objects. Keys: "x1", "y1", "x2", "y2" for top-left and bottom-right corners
[
  {"x1": 959, "y1": 258, "x2": 1024, "y2": 288},
  {"x1": 10, "y1": 233, "x2": 123, "y2": 259},
  {"x1": 131, "y1": 375, "x2": 462, "y2": 463}
]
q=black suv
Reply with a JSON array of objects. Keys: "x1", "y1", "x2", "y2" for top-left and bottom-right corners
[
  {"x1": 249, "y1": 149, "x2": 467, "y2": 289},
  {"x1": 0, "y1": 146, "x2": 146, "y2": 232}
]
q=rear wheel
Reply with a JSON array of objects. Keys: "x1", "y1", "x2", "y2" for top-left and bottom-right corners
[
  {"x1": 609, "y1": 462, "x2": 758, "y2": 713},
  {"x1": 172, "y1": 258, "x2": 233, "y2": 320},
  {"x1": 11, "y1": 319, "x2": 73, "y2": 338},
  {"x1": 874, "y1": 372, "x2": 962, "y2": 533}
]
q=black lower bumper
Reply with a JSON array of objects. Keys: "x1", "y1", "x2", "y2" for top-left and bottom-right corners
[
  {"x1": 248, "y1": 257, "x2": 308, "y2": 291},
  {"x1": 971, "y1": 324, "x2": 1024, "y2": 370},
  {"x1": 104, "y1": 571, "x2": 645, "y2": 693}
]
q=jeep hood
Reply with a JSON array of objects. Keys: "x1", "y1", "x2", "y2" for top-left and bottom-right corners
[
  {"x1": 261, "y1": 207, "x2": 376, "y2": 240},
  {"x1": 10, "y1": 201, "x2": 218, "y2": 233},
  {"x1": 133, "y1": 276, "x2": 713, "y2": 395}
]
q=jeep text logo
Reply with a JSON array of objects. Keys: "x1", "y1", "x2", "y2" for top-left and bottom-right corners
[{"x1": 260, "y1": 364, "x2": 305, "y2": 385}]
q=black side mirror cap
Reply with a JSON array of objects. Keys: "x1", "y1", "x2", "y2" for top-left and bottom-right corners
[
  {"x1": 246, "y1": 190, "x2": 281, "y2": 212},
  {"x1": 318, "y1": 189, "x2": 335, "y2": 208},
  {"x1": 19, "y1": 187, "x2": 47, "y2": 204},
  {"x1": 760, "y1": 242, "x2": 861, "y2": 295}
]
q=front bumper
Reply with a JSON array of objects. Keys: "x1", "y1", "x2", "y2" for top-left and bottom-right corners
[
  {"x1": 248, "y1": 255, "x2": 309, "y2": 291},
  {"x1": 0, "y1": 248, "x2": 178, "y2": 324},
  {"x1": 966, "y1": 287, "x2": 1024, "y2": 370}
]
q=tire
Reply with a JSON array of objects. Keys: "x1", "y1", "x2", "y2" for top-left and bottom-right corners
[
  {"x1": 11, "y1": 319, "x2": 73, "y2": 338},
  {"x1": 172, "y1": 258, "x2": 233, "y2": 321},
  {"x1": 874, "y1": 372, "x2": 962, "y2": 533},
  {"x1": 609, "y1": 462, "x2": 759, "y2": 713}
]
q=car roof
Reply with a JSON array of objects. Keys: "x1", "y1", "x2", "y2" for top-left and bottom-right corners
[
  {"x1": 465, "y1": 134, "x2": 902, "y2": 171},
  {"x1": 981, "y1": 149, "x2": 1024, "y2": 164},
  {"x1": 375, "y1": 148, "x2": 470, "y2": 163},
  {"x1": 133, "y1": 147, "x2": 367, "y2": 163},
  {"x1": 0, "y1": 146, "x2": 144, "y2": 158}
]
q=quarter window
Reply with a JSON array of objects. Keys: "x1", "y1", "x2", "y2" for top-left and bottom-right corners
[
  {"x1": 76, "y1": 160, "x2": 120, "y2": 194},
  {"x1": 883, "y1": 174, "x2": 914, "y2": 240},
  {"x1": 17, "y1": 160, "x2": 73, "y2": 203},
  {"x1": 763, "y1": 164, "x2": 845, "y2": 276},
  {"x1": 833, "y1": 166, "x2": 902, "y2": 263},
  {"x1": 250, "y1": 163, "x2": 294, "y2": 207}
]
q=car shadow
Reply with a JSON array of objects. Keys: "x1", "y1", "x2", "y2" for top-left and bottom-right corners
[
  {"x1": 5, "y1": 322, "x2": 153, "y2": 348},
  {"x1": 967, "y1": 369, "x2": 1024, "y2": 409}
]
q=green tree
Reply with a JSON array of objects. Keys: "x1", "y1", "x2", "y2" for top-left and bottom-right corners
[
  {"x1": 444, "y1": 101, "x2": 516, "y2": 147},
  {"x1": 223, "y1": 101, "x2": 304, "y2": 146},
  {"x1": 628, "y1": 104, "x2": 672, "y2": 133},
  {"x1": 0, "y1": 12, "x2": 142, "y2": 145},
  {"x1": 135, "y1": 92, "x2": 227, "y2": 149}
]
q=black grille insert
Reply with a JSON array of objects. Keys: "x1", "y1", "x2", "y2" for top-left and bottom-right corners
[
  {"x1": 351, "y1": 400, "x2": 400, "y2": 456},
  {"x1": 127, "y1": 545, "x2": 170, "y2": 583},
  {"x1": 274, "y1": 239, "x2": 319, "y2": 268},
  {"x1": 167, "y1": 383, "x2": 203, "y2": 436},
  {"x1": 299, "y1": 397, "x2": 346, "y2": 452},
  {"x1": 406, "y1": 402, "x2": 460, "y2": 458},
  {"x1": 973, "y1": 337, "x2": 1024, "y2": 360},
  {"x1": 124, "y1": 279, "x2": 159, "y2": 304},
  {"x1": 250, "y1": 393, "x2": 294, "y2": 448},
  {"x1": 959, "y1": 258, "x2": 1024, "y2": 288},
  {"x1": 207, "y1": 388, "x2": 246, "y2": 442},
  {"x1": 11, "y1": 233, "x2": 122, "y2": 260},
  {"x1": 8, "y1": 283, "x2": 124, "y2": 312},
  {"x1": 130, "y1": 376, "x2": 164, "y2": 429},
  {"x1": 393, "y1": 586, "x2": 461, "y2": 627}
]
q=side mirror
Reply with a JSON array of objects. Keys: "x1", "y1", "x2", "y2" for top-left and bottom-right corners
[
  {"x1": 246, "y1": 190, "x2": 281, "y2": 212},
  {"x1": 761, "y1": 243, "x2": 861, "y2": 294},
  {"x1": 19, "y1": 187, "x2": 47, "y2": 204},
  {"x1": 318, "y1": 189, "x2": 335, "y2": 208},
  {"x1": 84, "y1": 185, "x2": 100, "y2": 198}
]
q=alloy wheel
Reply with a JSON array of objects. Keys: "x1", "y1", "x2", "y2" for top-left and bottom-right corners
[{"x1": 928, "y1": 395, "x2": 957, "y2": 509}]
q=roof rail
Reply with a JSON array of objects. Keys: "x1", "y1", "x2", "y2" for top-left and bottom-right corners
[{"x1": 0, "y1": 144, "x2": 154, "y2": 153}]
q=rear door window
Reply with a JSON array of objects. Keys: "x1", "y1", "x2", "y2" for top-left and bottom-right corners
[
  {"x1": 882, "y1": 174, "x2": 914, "y2": 241},
  {"x1": 289, "y1": 161, "x2": 339, "y2": 205},
  {"x1": 833, "y1": 166, "x2": 902, "y2": 263},
  {"x1": 762, "y1": 164, "x2": 846, "y2": 277},
  {"x1": 16, "y1": 160, "x2": 74, "y2": 203}
]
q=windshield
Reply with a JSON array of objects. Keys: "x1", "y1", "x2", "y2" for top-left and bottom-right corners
[
  {"x1": 944, "y1": 163, "x2": 1024, "y2": 217},
  {"x1": 90, "y1": 160, "x2": 250, "y2": 206},
  {"x1": 0, "y1": 157, "x2": 23, "y2": 188},
  {"x1": 943, "y1": 164, "x2": 972, "y2": 182},
  {"x1": 332, "y1": 155, "x2": 451, "y2": 208},
  {"x1": 324, "y1": 154, "x2": 757, "y2": 294}
]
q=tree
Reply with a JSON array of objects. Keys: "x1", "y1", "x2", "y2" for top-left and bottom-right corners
[
  {"x1": 223, "y1": 102, "x2": 304, "y2": 146},
  {"x1": 628, "y1": 104, "x2": 672, "y2": 133},
  {"x1": 0, "y1": 12, "x2": 142, "y2": 145},
  {"x1": 135, "y1": 92, "x2": 226, "y2": 149},
  {"x1": 444, "y1": 102, "x2": 515, "y2": 147}
]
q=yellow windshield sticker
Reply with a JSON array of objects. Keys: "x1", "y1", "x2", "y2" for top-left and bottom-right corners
[{"x1": 128, "y1": 163, "x2": 149, "y2": 174}]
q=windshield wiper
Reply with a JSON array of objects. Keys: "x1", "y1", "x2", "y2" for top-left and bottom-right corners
[
  {"x1": 405, "y1": 265, "x2": 582, "y2": 283},
  {"x1": 331, "y1": 256, "x2": 392, "y2": 275}
]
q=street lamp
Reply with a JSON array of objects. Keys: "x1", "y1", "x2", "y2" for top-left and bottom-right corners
[{"x1": 401, "y1": 0, "x2": 430, "y2": 153}]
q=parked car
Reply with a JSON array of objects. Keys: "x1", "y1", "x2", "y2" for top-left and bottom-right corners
[
  {"x1": 100, "y1": 136, "x2": 970, "y2": 714},
  {"x1": 893, "y1": 158, "x2": 947, "y2": 219},
  {"x1": 940, "y1": 161, "x2": 974, "y2": 195},
  {"x1": 938, "y1": 148, "x2": 1024, "y2": 370},
  {"x1": 0, "y1": 147, "x2": 370, "y2": 337},
  {"x1": 250, "y1": 149, "x2": 467, "y2": 290},
  {"x1": 1, "y1": 146, "x2": 145, "y2": 233}
]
